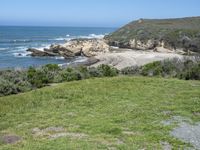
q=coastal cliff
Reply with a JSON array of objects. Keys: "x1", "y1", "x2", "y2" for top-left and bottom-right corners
[{"x1": 105, "y1": 17, "x2": 200, "y2": 54}]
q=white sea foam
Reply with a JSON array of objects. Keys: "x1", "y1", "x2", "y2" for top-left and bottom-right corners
[
  {"x1": 54, "y1": 37, "x2": 72, "y2": 41},
  {"x1": 11, "y1": 39, "x2": 32, "y2": 43},
  {"x1": 53, "y1": 34, "x2": 105, "y2": 42},
  {"x1": 11, "y1": 46, "x2": 28, "y2": 52},
  {"x1": 54, "y1": 38, "x2": 65, "y2": 41},
  {"x1": 12, "y1": 44, "x2": 50, "y2": 57},
  {"x1": 0, "y1": 48, "x2": 7, "y2": 51},
  {"x1": 74, "y1": 57, "x2": 88, "y2": 63},
  {"x1": 77, "y1": 34, "x2": 105, "y2": 39},
  {"x1": 88, "y1": 34, "x2": 105, "y2": 39},
  {"x1": 13, "y1": 52, "x2": 31, "y2": 57},
  {"x1": 35, "y1": 44, "x2": 51, "y2": 51},
  {"x1": 55, "y1": 56, "x2": 65, "y2": 60}
]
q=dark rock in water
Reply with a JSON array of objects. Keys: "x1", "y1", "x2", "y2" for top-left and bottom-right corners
[
  {"x1": 27, "y1": 48, "x2": 59, "y2": 57},
  {"x1": 27, "y1": 48, "x2": 47, "y2": 57},
  {"x1": 1, "y1": 134, "x2": 22, "y2": 144},
  {"x1": 43, "y1": 48, "x2": 51, "y2": 52}
]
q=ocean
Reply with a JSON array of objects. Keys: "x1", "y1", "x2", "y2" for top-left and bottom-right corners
[{"x1": 0, "y1": 26, "x2": 116, "y2": 69}]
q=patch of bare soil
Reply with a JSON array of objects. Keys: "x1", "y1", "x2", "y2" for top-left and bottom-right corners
[
  {"x1": 0, "y1": 134, "x2": 22, "y2": 144},
  {"x1": 31, "y1": 126, "x2": 87, "y2": 140}
]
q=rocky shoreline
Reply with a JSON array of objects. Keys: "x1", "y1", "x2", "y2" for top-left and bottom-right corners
[
  {"x1": 26, "y1": 38, "x2": 110, "y2": 67},
  {"x1": 27, "y1": 38, "x2": 109, "y2": 58},
  {"x1": 26, "y1": 37, "x2": 188, "y2": 69}
]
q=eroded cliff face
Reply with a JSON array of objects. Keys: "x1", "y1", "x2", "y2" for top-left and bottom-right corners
[
  {"x1": 106, "y1": 37, "x2": 198, "y2": 55},
  {"x1": 129, "y1": 39, "x2": 155, "y2": 50},
  {"x1": 105, "y1": 17, "x2": 200, "y2": 54},
  {"x1": 128, "y1": 39, "x2": 178, "y2": 51}
]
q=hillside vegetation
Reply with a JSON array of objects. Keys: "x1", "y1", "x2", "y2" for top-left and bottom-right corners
[
  {"x1": 105, "y1": 17, "x2": 200, "y2": 53},
  {"x1": 1, "y1": 58, "x2": 200, "y2": 97},
  {"x1": 0, "y1": 77, "x2": 200, "y2": 149}
]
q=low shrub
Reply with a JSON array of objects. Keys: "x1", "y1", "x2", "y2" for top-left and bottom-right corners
[
  {"x1": 161, "y1": 59, "x2": 179, "y2": 77},
  {"x1": 76, "y1": 66, "x2": 90, "y2": 79},
  {"x1": 0, "y1": 79, "x2": 18, "y2": 96},
  {"x1": 141, "y1": 61, "x2": 162, "y2": 76},
  {"x1": 41, "y1": 64, "x2": 61, "y2": 83},
  {"x1": 121, "y1": 57, "x2": 200, "y2": 80},
  {"x1": 179, "y1": 62, "x2": 200, "y2": 80},
  {"x1": 60, "y1": 67, "x2": 82, "y2": 82},
  {"x1": 1, "y1": 58, "x2": 200, "y2": 97},
  {"x1": 88, "y1": 67, "x2": 103, "y2": 77},
  {"x1": 27, "y1": 67, "x2": 49, "y2": 88},
  {"x1": 121, "y1": 66, "x2": 140, "y2": 75},
  {"x1": 0, "y1": 70, "x2": 33, "y2": 96},
  {"x1": 97, "y1": 64, "x2": 119, "y2": 77}
]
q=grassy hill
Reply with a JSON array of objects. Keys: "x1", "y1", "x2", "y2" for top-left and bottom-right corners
[
  {"x1": 105, "y1": 17, "x2": 200, "y2": 53},
  {"x1": 0, "y1": 76, "x2": 200, "y2": 149}
]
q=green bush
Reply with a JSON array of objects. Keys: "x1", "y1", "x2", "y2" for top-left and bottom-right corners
[
  {"x1": 0, "y1": 70, "x2": 33, "y2": 96},
  {"x1": 97, "y1": 64, "x2": 119, "y2": 77},
  {"x1": 161, "y1": 59, "x2": 177, "y2": 77},
  {"x1": 1, "y1": 58, "x2": 200, "y2": 97},
  {"x1": 0, "y1": 79, "x2": 18, "y2": 96},
  {"x1": 60, "y1": 67, "x2": 82, "y2": 82},
  {"x1": 141, "y1": 61, "x2": 162, "y2": 76},
  {"x1": 41, "y1": 64, "x2": 61, "y2": 83},
  {"x1": 88, "y1": 67, "x2": 103, "y2": 77},
  {"x1": 76, "y1": 66, "x2": 90, "y2": 79},
  {"x1": 43, "y1": 64, "x2": 60, "y2": 71},
  {"x1": 121, "y1": 66, "x2": 140, "y2": 75},
  {"x1": 179, "y1": 62, "x2": 200, "y2": 80},
  {"x1": 15, "y1": 80, "x2": 32, "y2": 93},
  {"x1": 27, "y1": 67, "x2": 48, "y2": 88}
]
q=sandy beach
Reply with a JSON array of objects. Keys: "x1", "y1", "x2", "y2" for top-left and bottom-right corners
[{"x1": 92, "y1": 49, "x2": 184, "y2": 69}]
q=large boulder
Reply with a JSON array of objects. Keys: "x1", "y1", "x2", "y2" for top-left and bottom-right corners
[
  {"x1": 49, "y1": 44, "x2": 81, "y2": 58},
  {"x1": 83, "y1": 39, "x2": 110, "y2": 57}
]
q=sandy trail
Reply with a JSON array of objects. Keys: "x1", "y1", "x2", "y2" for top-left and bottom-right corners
[{"x1": 92, "y1": 49, "x2": 183, "y2": 69}]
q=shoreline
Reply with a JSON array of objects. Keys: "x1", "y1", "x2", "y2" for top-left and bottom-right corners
[
  {"x1": 25, "y1": 37, "x2": 189, "y2": 70},
  {"x1": 1, "y1": 37, "x2": 195, "y2": 70},
  {"x1": 56, "y1": 48, "x2": 185, "y2": 69}
]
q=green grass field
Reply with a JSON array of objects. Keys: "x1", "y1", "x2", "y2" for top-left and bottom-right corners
[{"x1": 0, "y1": 76, "x2": 200, "y2": 149}]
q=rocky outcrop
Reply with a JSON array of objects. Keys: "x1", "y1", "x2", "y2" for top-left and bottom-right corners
[
  {"x1": 27, "y1": 39, "x2": 110, "y2": 58},
  {"x1": 27, "y1": 48, "x2": 59, "y2": 57},
  {"x1": 129, "y1": 39, "x2": 155, "y2": 50},
  {"x1": 81, "y1": 39, "x2": 109, "y2": 57},
  {"x1": 105, "y1": 17, "x2": 200, "y2": 54}
]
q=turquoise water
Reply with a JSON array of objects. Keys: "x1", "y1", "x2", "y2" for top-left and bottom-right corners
[{"x1": 0, "y1": 26, "x2": 116, "y2": 69}]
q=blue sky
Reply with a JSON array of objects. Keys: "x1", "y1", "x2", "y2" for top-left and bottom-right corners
[{"x1": 0, "y1": 0, "x2": 200, "y2": 27}]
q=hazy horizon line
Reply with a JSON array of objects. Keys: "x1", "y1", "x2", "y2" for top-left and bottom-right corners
[
  {"x1": 0, "y1": 24, "x2": 119, "y2": 28},
  {"x1": 1, "y1": 16, "x2": 200, "y2": 29}
]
